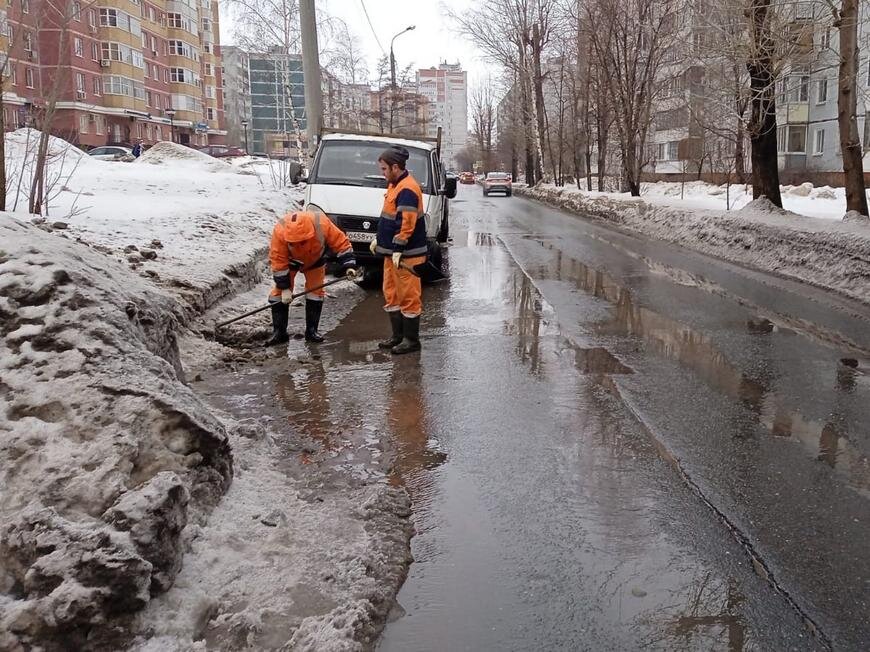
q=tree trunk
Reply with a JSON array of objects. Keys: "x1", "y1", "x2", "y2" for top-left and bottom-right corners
[
  {"x1": 746, "y1": 0, "x2": 782, "y2": 207},
  {"x1": 531, "y1": 23, "x2": 548, "y2": 183},
  {"x1": 0, "y1": 86, "x2": 6, "y2": 211},
  {"x1": 836, "y1": 0, "x2": 868, "y2": 216},
  {"x1": 596, "y1": 111, "x2": 608, "y2": 192},
  {"x1": 735, "y1": 118, "x2": 747, "y2": 183}
]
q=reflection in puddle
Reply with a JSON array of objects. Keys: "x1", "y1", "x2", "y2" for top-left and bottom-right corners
[{"x1": 527, "y1": 241, "x2": 870, "y2": 495}]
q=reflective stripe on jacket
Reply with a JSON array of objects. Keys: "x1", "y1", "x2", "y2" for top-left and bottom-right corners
[
  {"x1": 270, "y1": 211, "x2": 355, "y2": 289},
  {"x1": 376, "y1": 171, "x2": 427, "y2": 257}
]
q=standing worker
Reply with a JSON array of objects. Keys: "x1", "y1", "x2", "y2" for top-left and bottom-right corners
[
  {"x1": 266, "y1": 210, "x2": 358, "y2": 346},
  {"x1": 369, "y1": 145, "x2": 426, "y2": 354}
]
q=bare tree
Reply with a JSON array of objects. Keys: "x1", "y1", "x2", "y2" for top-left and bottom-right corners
[
  {"x1": 824, "y1": 0, "x2": 868, "y2": 215},
  {"x1": 470, "y1": 78, "x2": 497, "y2": 171},
  {"x1": 585, "y1": 0, "x2": 682, "y2": 196}
]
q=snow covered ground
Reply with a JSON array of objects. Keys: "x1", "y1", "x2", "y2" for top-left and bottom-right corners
[
  {"x1": 535, "y1": 180, "x2": 853, "y2": 220},
  {"x1": 1, "y1": 133, "x2": 412, "y2": 650},
  {"x1": 516, "y1": 183, "x2": 870, "y2": 306}
]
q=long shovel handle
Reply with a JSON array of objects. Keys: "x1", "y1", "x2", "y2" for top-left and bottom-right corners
[{"x1": 215, "y1": 276, "x2": 348, "y2": 329}]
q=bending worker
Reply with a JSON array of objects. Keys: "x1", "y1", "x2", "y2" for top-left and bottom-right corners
[
  {"x1": 266, "y1": 210, "x2": 357, "y2": 346},
  {"x1": 369, "y1": 145, "x2": 426, "y2": 355}
]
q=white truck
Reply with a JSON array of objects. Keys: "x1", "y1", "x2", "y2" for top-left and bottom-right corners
[{"x1": 302, "y1": 129, "x2": 457, "y2": 268}]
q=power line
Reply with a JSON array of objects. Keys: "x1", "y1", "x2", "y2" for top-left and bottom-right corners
[{"x1": 359, "y1": 0, "x2": 385, "y2": 55}]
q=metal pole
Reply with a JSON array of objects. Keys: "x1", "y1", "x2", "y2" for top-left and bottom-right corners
[{"x1": 299, "y1": 0, "x2": 322, "y2": 159}]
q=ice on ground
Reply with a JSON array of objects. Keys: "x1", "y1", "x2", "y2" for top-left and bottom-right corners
[{"x1": 0, "y1": 218, "x2": 232, "y2": 649}]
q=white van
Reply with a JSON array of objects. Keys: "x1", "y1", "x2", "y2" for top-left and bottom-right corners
[{"x1": 303, "y1": 130, "x2": 457, "y2": 266}]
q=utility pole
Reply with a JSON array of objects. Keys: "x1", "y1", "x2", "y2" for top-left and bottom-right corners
[
  {"x1": 299, "y1": 0, "x2": 322, "y2": 158},
  {"x1": 389, "y1": 25, "x2": 415, "y2": 134}
]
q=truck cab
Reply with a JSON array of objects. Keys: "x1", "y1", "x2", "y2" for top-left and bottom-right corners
[{"x1": 303, "y1": 131, "x2": 457, "y2": 266}]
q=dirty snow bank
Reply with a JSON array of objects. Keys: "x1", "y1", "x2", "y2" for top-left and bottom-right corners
[
  {"x1": 136, "y1": 141, "x2": 238, "y2": 174},
  {"x1": 130, "y1": 414, "x2": 411, "y2": 651},
  {"x1": 0, "y1": 218, "x2": 232, "y2": 649},
  {"x1": 517, "y1": 185, "x2": 870, "y2": 305}
]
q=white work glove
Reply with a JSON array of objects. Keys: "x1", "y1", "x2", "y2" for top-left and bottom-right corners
[
  {"x1": 280, "y1": 289, "x2": 293, "y2": 304},
  {"x1": 369, "y1": 240, "x2": 377, "y2": 254},
  {"x1": 392, "y1": 252, "x2": 402, "y2": 268},
  {"x1": 345, "y1": 267, "x2": 359, "y2": 281}
]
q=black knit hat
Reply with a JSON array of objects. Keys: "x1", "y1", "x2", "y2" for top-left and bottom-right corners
[{"x1": 379, "y1": 145, "x2": 410, "y2": 168}]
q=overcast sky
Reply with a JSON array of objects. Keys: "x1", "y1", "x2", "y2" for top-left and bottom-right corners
[{"x1": 219, "y1": 0, "x2": 497, "y2": 87}]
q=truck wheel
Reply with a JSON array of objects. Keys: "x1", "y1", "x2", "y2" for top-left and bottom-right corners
[
  {"x1": 428, "y1": 240, "x2": 443, "y2": 270},
  {"x1": 437, "y1": 214, "x2": 449, "y2": 243}
]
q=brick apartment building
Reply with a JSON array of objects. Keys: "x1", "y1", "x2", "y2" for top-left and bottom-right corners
[{"x1": 0, "y1": 0, "x2": 225, "y2": 149}]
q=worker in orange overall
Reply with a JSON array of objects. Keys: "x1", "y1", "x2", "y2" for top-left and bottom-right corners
[
  {"x1": 369, "y1": 145, "x2": 426, "y2": 354},
  {"x1": 266, "y1": 210, "x2": 357, "y2": 345}
]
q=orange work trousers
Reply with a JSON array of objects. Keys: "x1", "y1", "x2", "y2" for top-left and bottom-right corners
[
  {"x1": 268, "y1": 266, "x2": 326, "y2": 302},
  {"x1": 383, "y1": 255, "x2": 425, "y2": 317}
]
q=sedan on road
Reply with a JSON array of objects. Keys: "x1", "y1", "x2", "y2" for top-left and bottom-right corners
[
  {"x1": 482, "y1": 172, "x2": 512, "y2": 197},
  {"x1": 88, "y1": 146, "x2": 133, "y2": 161},
  {"x1": 459, "y1": 172, "x2": 475, "y2": 184}
]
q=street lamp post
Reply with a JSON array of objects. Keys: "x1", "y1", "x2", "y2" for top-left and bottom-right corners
[
  {"x1": 389, "y1": 25, "x2": 415, "y2": 133},
  {"x1": 240, "y1": 119, "x2": 249, "y2": 155},
  {"x1": 165, "y1": 108, "x2": 176, "y2": 143}
]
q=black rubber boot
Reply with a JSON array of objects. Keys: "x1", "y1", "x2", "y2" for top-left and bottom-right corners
[
  {"x1": 304, "y1": 299, "x2": 324, "y2": 343},
  {"x1": 264, "y1": 302, "x2": 290, "y2": 346},
  {"x1": 391, "y1": 316, "x2": 421, "y2": 354},
  {"x1": 378, "y1": 311, "x2": 404, "y2": 349}
]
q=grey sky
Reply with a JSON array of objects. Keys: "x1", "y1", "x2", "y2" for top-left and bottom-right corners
[{"x1": 219, "y1": 0, "x2": 497, "y2": 86}]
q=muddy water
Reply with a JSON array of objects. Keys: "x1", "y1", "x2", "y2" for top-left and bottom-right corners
[{"x1": 376, "y1": 219, "x2": 816, "y2": 650}]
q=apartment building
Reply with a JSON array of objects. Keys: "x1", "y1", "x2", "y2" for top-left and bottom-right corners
[
  {"x1": 220, "y1": 44, "x2": 250, "y2": 149},
  {"x1": 417, "y1": 63, "x2": 467, "y2": 168},
  {"x1": 247, "y1": 50, "x2": 305, "y2": 157},
  {"x1": 0, "y1": 0, "x2": 225, "y2": 148}
]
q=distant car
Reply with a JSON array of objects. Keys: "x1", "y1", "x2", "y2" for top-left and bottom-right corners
[
  {"x1": 459, "y1": 172, "x2": 475, "y2": 184},
  {"x1": 483, "y1": 172, "x2": 512, "y2": 197},
  {"x1": 199, "y1": 145, "x2": 247, "y2": 158},
  {"x1": 88, "y1": 146, "x2": 133, "y2": 161}
]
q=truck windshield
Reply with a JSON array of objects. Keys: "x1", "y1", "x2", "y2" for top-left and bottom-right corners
[{"x1": 311, "y1": 141, "x2": 431, "y2": 192}]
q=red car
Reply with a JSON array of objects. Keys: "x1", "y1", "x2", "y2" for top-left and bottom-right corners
[
  {"x1": 459, "y1": 172, "x2": 475, "y2": 184},
  {"x1": 198, "y1": 145, "x2": 247, "y2": 158}
]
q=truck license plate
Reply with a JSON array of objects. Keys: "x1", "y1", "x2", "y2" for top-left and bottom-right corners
[{"x1": 347, "y1": 231, "x2": 377, "y2": 243}]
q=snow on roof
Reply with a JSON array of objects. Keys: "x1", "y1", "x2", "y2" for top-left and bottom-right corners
[{"x1": 320, "y1": 132, "x2": 437, "y2": 152}]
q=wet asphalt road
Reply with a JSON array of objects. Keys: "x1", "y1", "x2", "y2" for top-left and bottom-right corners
[{"x1": 203, "y1": 184, "x2": 870, "y2": 650}]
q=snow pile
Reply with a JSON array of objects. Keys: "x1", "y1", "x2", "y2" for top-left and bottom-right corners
[
  {"x1": 137, "y1": 141, "x2": 237, "y2": 174},
  {"x1": 4, "y1": 128, "x2": 89, "y2": 165},
  {"x1": 536, "y1": 180, "x2": 865, "y2": 220},
  {"x1": 0, "y1": 218, "x2": 232, "y2": 649},
  {"x1": 517, "y1": 184, "x2": 870, "y2": 305}
]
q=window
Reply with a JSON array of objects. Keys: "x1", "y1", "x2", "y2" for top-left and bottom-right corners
[
  {"x1": 92, "y1": 42, "x2": 99, "y2": 60},
  {"x1": 787, "y1": 75, "x2": 809, "y2": 103},
  {"x1": 205, "y1": 85, "x2": 215, "y2": 99},
  {"x1": 820, "y1": 27, "x2": 831, "y2": 50},
  {"x1": 151, "y1": 36, "x2": 157, "y2": 52},
  {"x1": 25, "y1": 67, "x2": 33, "y2": 88},
  {"x1": 813, "y1": 128, "x2": 825, "y2": 155},
  {"x1": 817, "y1": 78, "x2": 828, "y2": 104},
  {"x1": 206, "y1": 107, "x2": 214, "y2": 120},
  {"x1": 79, "y1": 114, "x2": 89, "y2": 134},
  {"x1": 75, "y1": 72, "x2": 85, "y2": 92},
  {"x1": 74, "y1": 37, "x2": 83, "y2": 57},
  {"x1": 154, "y1": 94, "x2": 161, "y2": 109},
  {"x1": 10, "y1": 65, "x2": 16, "y2": 85},
  {"x1": 203, "y1": 42, "x2": 211, "y2": 54},
  {"x1": 779, "y1": 125, "x2": 806, "y2": 153},
  {"x1": 104, "y1": 75, "x2": 134, "y2": 96},
  {"x1": 20, "y1": 0, "x2": 28, "y2": 13},
  {"x1": 23, "y1": 31, "x2": 32, "y2": 52},
  {"x1": 100, "y1": 8, "x2": 118, "y2": 26},
  {"x1": 142, "y1": 32, "x2": 147, "y2": 48},
  {"x1": 131, "y1": 50, "x2": 144, "y2": 68},
  {"x1": 89, "y1": 9, "x2": 96, "y2": 26},
  {"x1": 72, "y1": 0, "x2": 81, "y2": 20},
  {"x1": 204, "y1": 62, "x2": 212, "y2": 76},
  {"x1": 152, "y1": 63, "x2": 158, "y2": 78},
  {"x1": 146, "y1": 90, "x2": 151, "y2": 106},
  {"x1": 95, "y1": 115, "x2": 104, "y2": 135},
  {"x1": 93, "y1": 77, "x2": 101, "y2": 95},
  {"x1": 667, "y1": 141, "x2": 679, "y2": 160},
  {"x1": 149, "y1": 6, "x2": 155, "y2": 21},
  {"x1": 201, "y1": 17, "x2": 211, "y2": 32}
]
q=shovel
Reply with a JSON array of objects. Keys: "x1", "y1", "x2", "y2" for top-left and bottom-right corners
[
  {"x1": 214, "y1": 276, "x2": 350, "y2": 331},
  {"x1": 400, "y1": 260, "x2": 448, "y2": 283}
]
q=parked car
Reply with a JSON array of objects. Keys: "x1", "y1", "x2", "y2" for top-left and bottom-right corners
[
  {"x1": 483, "y1": 172, "x2": 512, "y2": 197},
  {"x1": 198, "y1": 145, "x2": 247, "y2": 158},
  {"x1": 303, "y1": 131, "x2": 457, "y2": 267},
  {"x1": 459, "y1": 172, "x2": 475, "y2": 184},
  {"x1": 88, "y1": 146, "x2": 133, "y2": 161}
]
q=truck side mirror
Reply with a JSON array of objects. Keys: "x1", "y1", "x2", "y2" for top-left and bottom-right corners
[{"x1": 444, "y1": 177, "x2": 457, "y2": 199}]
